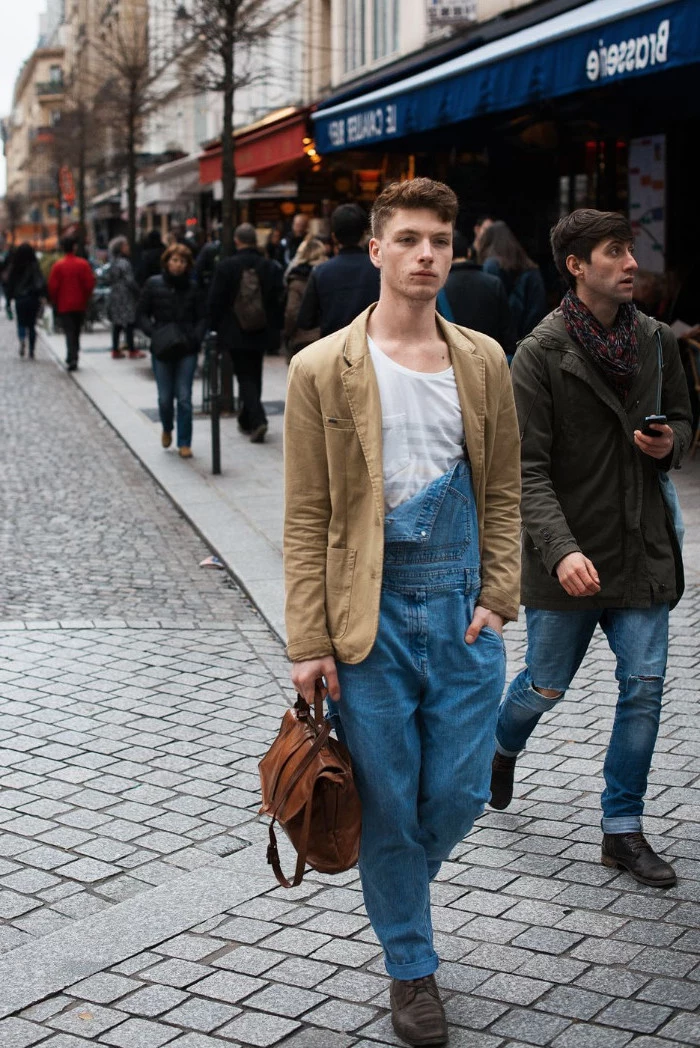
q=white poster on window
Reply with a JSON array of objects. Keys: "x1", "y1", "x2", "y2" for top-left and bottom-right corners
[{"x1": 628, "y1": 135, "x2": 666, "y2": 274}]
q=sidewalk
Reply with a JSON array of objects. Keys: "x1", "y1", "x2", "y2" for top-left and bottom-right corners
[
  {"x1": 40, "y1": 324, "x2": 289, "y2": 641},
  {"x1": 39, "y1": 322, "x2": 700, "y2": 642}
]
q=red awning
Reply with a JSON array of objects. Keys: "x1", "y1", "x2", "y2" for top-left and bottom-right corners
[{"x1": 199, "y1": 109, "x2": 309, "y2": 186}]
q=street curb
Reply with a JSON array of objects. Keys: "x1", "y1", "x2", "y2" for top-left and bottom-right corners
[{"x1": 38, "y1": 330, "x2": 286, "y2": 647}]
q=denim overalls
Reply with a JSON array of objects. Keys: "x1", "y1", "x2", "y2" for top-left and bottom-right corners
[{"x1": 329, "y1": 460, "x2": 506, "y2": 980}]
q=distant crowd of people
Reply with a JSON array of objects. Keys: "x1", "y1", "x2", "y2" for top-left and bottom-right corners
[{"x1": 3, "y1": 196, "x2": 698, "y2": 465}]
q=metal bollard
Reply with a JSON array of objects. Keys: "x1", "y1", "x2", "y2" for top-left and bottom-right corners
[{"x1": 207, "y1": 331, "x2": 222, "y2": 475}]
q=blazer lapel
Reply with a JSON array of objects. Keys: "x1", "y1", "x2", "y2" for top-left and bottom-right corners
[{"x1": 341, "y1": 309, "x2": 385, "y2": 522}]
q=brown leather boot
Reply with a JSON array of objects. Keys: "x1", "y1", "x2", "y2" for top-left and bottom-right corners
[{"x1": 390, "y1": 974, "x2": 448, "y2": 1047}]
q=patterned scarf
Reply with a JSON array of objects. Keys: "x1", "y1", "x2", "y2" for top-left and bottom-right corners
[{"x1": 561, "y1": 290, "x2": 639, "y2": 402}]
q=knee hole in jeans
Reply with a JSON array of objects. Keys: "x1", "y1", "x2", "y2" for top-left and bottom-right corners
[
  {"x1": 533, "y1": 686, "x2": 564, "y2": 700},
  {"x1": 632, "y1": 675, "x2": 663, "y2": 683}
]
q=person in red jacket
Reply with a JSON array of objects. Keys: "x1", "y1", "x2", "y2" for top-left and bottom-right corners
[{"x1": 47, "y1": 236, "x2": 96, "y2": 371}]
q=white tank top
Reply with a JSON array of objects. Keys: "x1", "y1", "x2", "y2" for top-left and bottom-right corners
[{"x1": 368, "y1": 335, "x2": 465, "y2": 511}]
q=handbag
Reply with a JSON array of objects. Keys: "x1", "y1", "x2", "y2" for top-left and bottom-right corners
[
  {"x1": 151, "y1": 321, "x2": 188, "y2": 361},
  {"x1": 258, "y1": 688, "x2": 362, "y2": 888}
]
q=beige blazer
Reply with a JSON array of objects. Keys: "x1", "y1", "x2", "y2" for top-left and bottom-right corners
[{"x1": 283, "y1": 306, "x2": 521, "y2": 664}]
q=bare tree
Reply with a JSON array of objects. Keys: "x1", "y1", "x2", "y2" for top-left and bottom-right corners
[
  {"x1": 175, "y1": 0, "x2": 301, "y2": 256},
  {"x1": 90, "y1": 6, "x2": 189, "y2": 251},
  {"x1": 50, "y1": 101, "x2": 94, "y2": 249}
]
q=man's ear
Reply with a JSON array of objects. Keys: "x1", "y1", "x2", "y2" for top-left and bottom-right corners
[
  {"x1": 369, "y1": 237, "x2": 382, "y2": 270},
  {"x1": 566, "y1": 253, "x2": 583, "y2": 282}
]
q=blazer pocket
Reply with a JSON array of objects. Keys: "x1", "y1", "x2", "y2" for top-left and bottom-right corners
[
  {"x1": 324, "y1": 416, "x2": 355, "y2": 430},
  {"x1": 325, "y1": 547, "x2": 357, "y2": 640}
]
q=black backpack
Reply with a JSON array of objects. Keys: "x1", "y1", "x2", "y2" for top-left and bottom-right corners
[{"x1": 233, "y1": 264, "x2": 266, "y2": 332}]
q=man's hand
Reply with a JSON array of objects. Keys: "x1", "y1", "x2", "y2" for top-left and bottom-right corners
[
  {"x1": 465, "y1": 605, "x2": 505, "y2": 644},
  {"x1": 634, "y1": 423, "x2": 674, "y2": 461},
  {"x1": 556, "y1": 552, "x2": 600, "y2": 596},
  {"x1": 291, "y1": 656, "x2": 340, "y2": 703}
]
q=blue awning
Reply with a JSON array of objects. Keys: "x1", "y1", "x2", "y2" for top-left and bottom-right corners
[{"x1": 313, "y1": 0, "x2": 699, "y2": 153}]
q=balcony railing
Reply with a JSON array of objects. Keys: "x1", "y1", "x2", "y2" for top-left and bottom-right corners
[{"x1": 36, "y1": 79, "x2": 64, "y2": 96}]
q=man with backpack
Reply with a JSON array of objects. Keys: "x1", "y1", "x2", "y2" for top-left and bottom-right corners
[{"x1": 207, "y1": 223, "x2": 284, "y2": 443}]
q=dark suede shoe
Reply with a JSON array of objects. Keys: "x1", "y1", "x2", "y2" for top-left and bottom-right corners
[
  {"x1": 489, "y1": 751, "x2": 517, "y2": 810},
  {"x1": 390, "y1": 974, "x2": 448, "y2": 1047},
  {"x1": 601, "y1": 832, "x2": 677, "y2": 887}
]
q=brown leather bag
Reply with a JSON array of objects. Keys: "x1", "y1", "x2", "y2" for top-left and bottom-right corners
[{"x1": 258, "y1": 689, "x2": 361, "y2": 888}]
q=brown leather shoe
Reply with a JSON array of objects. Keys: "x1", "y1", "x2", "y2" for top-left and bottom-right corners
[
  {"x1": 390, "y1": 974, "x2": 447, "y2": 1047},
  {"x1": 178, "y1": 446, "x2": 193, "y2": 458}
]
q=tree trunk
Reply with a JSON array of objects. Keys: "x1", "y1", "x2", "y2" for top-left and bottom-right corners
[
  {"x1": 127, "y1": 86, "x2": 138, "y2": 252},
  {"x1": 76, "y1": 104, "x2": 87, "y2": 252},
  {"x1": 220, "y1": 20, "x2": 236, "y2": 257}
]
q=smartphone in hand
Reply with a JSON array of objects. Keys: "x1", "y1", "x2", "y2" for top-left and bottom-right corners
[{"x1": 642, "y1": 414, "x2": 667, "y2": 436}]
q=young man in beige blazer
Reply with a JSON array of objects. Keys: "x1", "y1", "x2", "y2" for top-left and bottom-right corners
[{"x1": 284, "y1": 178, "x2": 521, "y2": 1047}]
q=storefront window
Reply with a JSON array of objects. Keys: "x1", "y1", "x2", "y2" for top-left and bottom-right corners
[{"x1": 345, "y1": 0, "x2": 366, "y2": 73}]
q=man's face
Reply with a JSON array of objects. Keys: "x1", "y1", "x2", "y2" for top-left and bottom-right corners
[
  {"x1": 369, "y1": 208, "x2": 453, "y2": 303},
  {"x1": 568, "y1": 237, "x2": 638, "y2": 306},
  {"x1": 292, "y1": 214, "x2": 309, "y2": 237}
]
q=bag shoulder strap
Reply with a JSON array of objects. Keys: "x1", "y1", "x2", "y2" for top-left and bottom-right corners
[
  {"x1": 265, "y1": 689, "x2": 328, "y2": 888},
  {"x1": 655, "y1": 328, "x2": 664, "y2": 415}
]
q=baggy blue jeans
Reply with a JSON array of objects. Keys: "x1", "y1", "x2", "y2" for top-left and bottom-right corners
[
  {"x1": 495, "y1": 605, "x2": 669, "y2": 833},
  {"x1": 329, "y1": 461, "x2": 506, "y2": 979},
  {"x1": 152, "y1": 352, "x2": 197, "y2": 448}
]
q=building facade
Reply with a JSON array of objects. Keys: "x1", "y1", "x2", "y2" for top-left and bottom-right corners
[{"x1": 4, "y1": 34, "x2": 66, "y2": 249}]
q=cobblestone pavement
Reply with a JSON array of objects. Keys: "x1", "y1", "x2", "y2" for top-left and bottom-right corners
[{"x1": 1, "y1": 318, "x2": 700, "y2": 1048}]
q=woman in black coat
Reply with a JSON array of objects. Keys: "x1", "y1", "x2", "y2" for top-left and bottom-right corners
[
  {"x1": 6, "y1": 242, "x2": 46, "y2": 358},
  {"x1": 136, "y1": 243, "x2": 204, "y2": 458}
]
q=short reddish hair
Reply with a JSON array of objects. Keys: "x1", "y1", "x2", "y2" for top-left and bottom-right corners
[
  {"x1": 161, "y1": 243, "x2": 193, "y2": 270},
  {"x1": 371, "y1": 178, "x2": 458, "y2": 239}
]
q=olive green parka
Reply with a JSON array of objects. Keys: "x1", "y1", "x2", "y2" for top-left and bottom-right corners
[{"x1": 511, "y1": 308, "x2": 691, "y2": 610}]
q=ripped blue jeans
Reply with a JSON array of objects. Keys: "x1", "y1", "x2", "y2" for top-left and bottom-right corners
[
  {"x1": 329, "y1": 461, "x2": 506, "y2": 979},
  {"x1": 495, "y1": 605, "x2": 669, "y2": 834}
]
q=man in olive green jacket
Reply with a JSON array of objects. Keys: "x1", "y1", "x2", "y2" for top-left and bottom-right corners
[
  {"x1": 491, "y1": 208, "x2": 691, "y2": 891},
  {"x1": 284, "y1": 179, "x2": 521, "y2": 1047}
]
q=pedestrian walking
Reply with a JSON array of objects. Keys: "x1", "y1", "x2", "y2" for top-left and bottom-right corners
[
  {"x1": 5, "y1": 242, "x2": 46, "y2": 359},
  {"x1": 477, "y1": 219, "x2": 548, "y2": 339},
  {"x1": 207, "y1": 223, "x2": 284, "y2": 444},
  {"x1": 280, "y1": 212, "x2": 309, "y2": 267},
  {"x1": 283, "y1": 234, "x2": 327, "y2": 359},
  {"x1": 136, "y1": 243, "x2": 204, "y2": 459},
  {"x1": 439, "y1": 230, "x2": 517, "y2": 359},
  {"x1": 107, "y1": 236, "x2": 143, "y2": 359},
  {"x1": 264, "y1": 225, "x2": 284, "y2": 265},
  {"x1": 490, "y1": 208, "x2": 692, "y2": 888},
  {"x1": 284, "y1": 178, "x2": 521, "y2": 1047},
  {"x1": 47, "y1": 235, "x2": 96, "y2": 371},
  {"x1": 1, "y1": 245, "x2": 16, "y2": 319},
  {"x1": 135, "y1": 229, "x2": 166, "y2": 286},
  {"x1": 296, "y1": 203, "x2": 381, "y2": 338}
]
